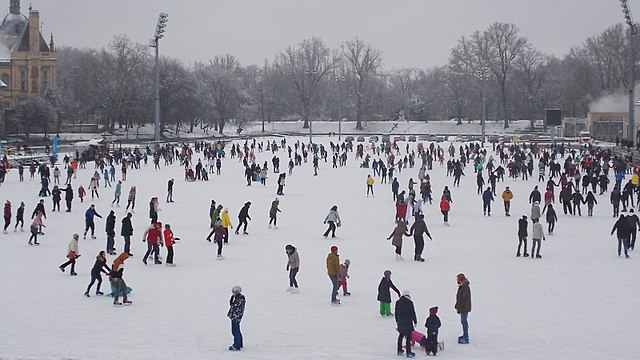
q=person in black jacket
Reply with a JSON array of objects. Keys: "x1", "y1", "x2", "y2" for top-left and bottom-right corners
[
  {"x1": 377, "y1": 270, "x2": 401, "y2": 316},
  {"x1": 571, "y1": 191, "x2": 584, "y2": 216},
  {"x1": 235, "y1": 202, "x2": 251, "y2": 235},
  {"x1": 64, "y1": 184, "x2": 74, "y2": 212},
  {"x1": 585, "y1": 191, "x2": 597, "y2": 217},
  {"x1": 105, "y1": 210, "x2": 116, "y2": 255},
  {"x1": 627, "y1": 209, "x2": 640, "y2": 250},
  {"x1": 611, "y1": 215, "x2": 631, "y2": 258},
  {"x1": 409, "y1": 215, "x2": 432, "y2": 262},
  {"x1": 546, "y1": 204, "x2": 558, "y2": 234},
  {"x1": 559, "y1": 187, "x2": 572, "y2": 215},
  {"x1": 166, "y1": 178, "x2": 174, "y2": 203},
  {"x1": 228, "y1": 286, "x2": 246, "y2": 351},
  {"x1": 611, "y1": 187, "x2": 621, "y2": 217},
  {"x1": 121, "y1": 212, "x2": 134, "y2": 256},
  {"x1": 395, "y1": 290, "x2": 417, "y2": 357},
  {"x1": 84, "y1": 251, "x2": 111, "y2": 297},
  {"x1": 517, "y1": 215, "x2": 529, "y2": 257},
  {"x1": 529, "y1": 186, "x2": 541, "y2": 204},
  {"x1": 425, "y1": 306, "x2": 442, "y2": 356},
  {"x1": 51, "y1": 185, "x2": 62, "y2": 212}
]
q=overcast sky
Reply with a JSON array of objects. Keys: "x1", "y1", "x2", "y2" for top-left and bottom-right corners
[{"x1": 22, "y1": 0, "x2": 640, "y2": 69}]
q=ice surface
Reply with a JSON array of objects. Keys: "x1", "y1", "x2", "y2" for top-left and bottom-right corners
[{"x1": 0, "y1": 136, "x2": 637, "y2": 360}]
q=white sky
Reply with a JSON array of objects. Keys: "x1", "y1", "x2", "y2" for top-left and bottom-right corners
[{"x1": 21, "y1": 0, "x2": 640, "y2": 69}]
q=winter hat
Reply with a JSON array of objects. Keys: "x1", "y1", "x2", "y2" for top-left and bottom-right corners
[
  {"x1": 73, "y1": 234, "x2": 79, "y2": 240},
  {"x1": 330, "y1": 245, "x2": 338, "y2": 252},
  {"x1": 384, "y1": 270, "x2": 392, "y2": 277},
  {"x1": 402, "y1": 289, "x2": 411, "y2": 297},
  {"x1": 429, "y1": 306, "x2": 439, "y2": 315},
  {"x1": 457, "y1": 273, "x2": 466, "y2": 282},
  {"x1": 344, "y1": 259, "x2": 351, "y2": 265},
  {"x1": 232, "y1": 286, "x2": 242, "y2": 293}
]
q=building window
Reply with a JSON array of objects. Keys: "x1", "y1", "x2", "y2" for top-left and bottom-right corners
[
  {"x1": 20, "y1": 70, "x2": 26, "y2": 91},
  {"x1": 42, "y1": 69, "x2": 48, "y2": 90},
  {"x1": 1, "y1": 73, "x2": 9, "y2": 89}
]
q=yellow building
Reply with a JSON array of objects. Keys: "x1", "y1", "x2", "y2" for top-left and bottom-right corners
[{"x1": 0, "y1": 0, "x2": 56, "y2": 108}]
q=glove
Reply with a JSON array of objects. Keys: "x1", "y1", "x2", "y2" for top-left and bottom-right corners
[{"x1": 286, "y1": 267, "x2": 289, "y2": 271}]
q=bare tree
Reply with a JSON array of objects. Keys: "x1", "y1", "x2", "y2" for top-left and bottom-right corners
[{"x1": 344, "y1": 37, "x2": 382, "y2": 129}]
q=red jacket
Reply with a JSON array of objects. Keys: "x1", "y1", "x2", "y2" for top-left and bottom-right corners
[
  {"x1": 147, "y1": 228, "x2": 161, "y2": 245},
  {"x1": 440, "y1": 199, "x2": 450, "y2": 212},
  {"x1": 396, "y1": 202, "x2": 407, "y2": 218},
  {"x1": 164, "y1": 229, "x2": 175, "y2": 247}
]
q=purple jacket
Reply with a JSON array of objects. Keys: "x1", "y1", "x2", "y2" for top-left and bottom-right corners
[{"x1": 4, "y1": 204, "x2": 10, "y2": 218}]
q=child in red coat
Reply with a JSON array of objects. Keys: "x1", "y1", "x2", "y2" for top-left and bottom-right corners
[{"x1": 164, "y1": 224, "x2": 179, "y2": 266}]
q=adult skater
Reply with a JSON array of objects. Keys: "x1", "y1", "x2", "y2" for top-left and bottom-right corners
[
  {"x1": 142, "y1": 222, "x2": 163, "y2": 265},
  {"x1": 530, "y1": 201, "x2": 541, "y2": 222},
  {"x1": 531, "y1": 218, "x2": 545, "y2": 259},
  {"x1": 112, "y1": 181, "x2": 122, "y2": 206},
  {"x1": 51, "y1": 185, "x2": 61, "y2": 212},
  {"x1": 611, "y1": 187, "x2": 621, "y2": 217},
  {"x1": 121, "y1": 212, "x2": 134, "y2": 256},
  {"x1": 59, "y1": 234, "x2": 80, "y2": 276},
  {"x1": 84, "y1": 251, "x2": 111, "y2": 297},
  {"x1": 89, "y1": 177, "x2": 99, "y2": 199},
  {"x1": 571, "y1": 190, "x2": 584, "y2": 216},
  {"x1": 166, "y1": 178, "x2": 174, "y2": 203},
  {"x1": 221, "y1": 208, "x2": 232, "y2": 244},
  {"x1": 585, "y1": 191, "x2": 597, "y2": 217},
  {"x1": 326, "y1": 245, "x2": 341, "y2": 305},
  {"x1": 323, "y1": 205, "x2": 341, "y2": 238},
  {"x1": 377, "y1": 270, "x2": 401, "y2": 316},
  {"x1": 628, "y1": 209, "x2": 640, "y2": 250},
  {"x1": 502, "y1": 186, "x2": 513, "y2": 216},
  {"x1": 285, "y1": 244, "x2": 300, "y2": 293},
  {"x1": 14, "y1": 201, "x2": 24, "y2": 232},
  {"x1": 409, "y1": 214, "x2": 432, "y2": 262},
  {"x1": 269, "y1": 198, "x2": 281, "y2": 229},
  {"x1": 366, "y1": 174, "x2": 375, "y2": 197},
  {"x1": 235, "y1": 202, "x2": 251, "y2": 235},
  {"x1": 31, "y1": 199, "x2": 46, "y2": 233},
  {"x1": 482, "y1": 187, "x2": 494, "y2": 216},
  {"x1": 387, "y1": 220, "x2": 411, "y2": 261},
  {"x1": 546, "y1": 204, "x2": 558, "y2": 235},
  {"x1": 64, "y1": 184, "x2": 73, "y2": 212},
  {"x1": 149, "y1": 197, "x2": 159, "y2": 224},
  {"x1": 213, "y1": 220, "x2": 226, "y2": 259},
  {"x1": 126, "y1": 186, "x2": 136, "y2": 210},
  {"x1": 110, "y1": 252, "x2": 132, "y2": 306},
  {"x1": 439, "y1": 196, "x2": 451, "y2": 225},
  {"x1": 29, "y1": 211, "x2": 45, "y2": 245},
  {"x1": 529, "y1": 186, "x2": 541, "y2": 204},
  {"x1": 83, "y1": 204, "x2": 102, "y2": 239},
  {"x1": 3, "y1": 200, "x2": 10, "y2": 234},
  {"x1": 517, "y1": 215, "x2": 529, "y2": 257},
  {"x1": 395, "y1": 290, "x2": 417, "y2": 357},
  {"x1": 455, "y1": 273, "x2": 472, "y2": 344},
  {"x1": 227, "y1": 286, "x2": 246, "y2": 351},
  {"x1": 277, "y1": 173, "x2": 286, "y2": 195},
  {"x1": 105, "y1": 210, "x2": 116, "y2": 255},
  {"x1": 611, "y1": 215, "x2": 631, "y2": 258}
]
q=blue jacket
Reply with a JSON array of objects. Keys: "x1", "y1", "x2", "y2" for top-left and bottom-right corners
[
  {"x1": 425, "y1": 315, "x2": 441, "y2": 336},
  {"x1": 85, "y1": 208, "x2": 102, "y2": 221},
  {"x1": 482, "y1": 189, "x2": 494, "y2": 203}
]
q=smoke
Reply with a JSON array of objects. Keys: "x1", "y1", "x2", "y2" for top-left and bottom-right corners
[{"x1": 588, "y1": 85, "x2": 640, "y2": 113}]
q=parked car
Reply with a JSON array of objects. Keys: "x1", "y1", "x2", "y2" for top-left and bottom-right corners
[
  {"x1": 436, "y1": 136, "x2": 445, "y2": 142},
  {"x1": 394, "y1": 136, "x2": 406, "y2": 142},
  {"x1": 408, "y1": 135, "x2": 416, "y2": 142},
  {"x1": 428, "y1": 134, "x2": 437, "y2": 141},
  {"x1": 382, "y1": 135, "x2": 390, "y2": 143},
  {"x1": 345, "y1": 136, "x2": 355, "y2": 142},
  {"x1": 369, "y1": 135, "x2": 379, "y2": 142},
  {"x1": 356, "y1": 136, "x2": 365, "y2": 142},
  {"x1": 418, "y1": 135, "x2": 430, "y2": 141}
]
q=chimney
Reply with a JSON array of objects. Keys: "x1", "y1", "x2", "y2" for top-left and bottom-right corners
[
  {"x1": 29, "y1": 9, "x2": 39, "y2": 53},
  {"x1": 10, "y1": 0, "x2": 20, "y2": 15}
]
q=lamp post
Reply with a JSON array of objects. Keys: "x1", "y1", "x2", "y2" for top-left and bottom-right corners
[
  {"x1": 475, "y1": 67, "x2": 488, "y2": 147},
  {"x1": 149, "y1": 12, "x2": 168, "y2": 143},
  {"x1": 621, "y1": 0, "x2": 637, "y2": 146},
  {"x1": 304, "y1": 67, "x2": 316, "y2": 143},
  {"x1": 334, "y1": 71, "x2": 346, "y2": 141}
]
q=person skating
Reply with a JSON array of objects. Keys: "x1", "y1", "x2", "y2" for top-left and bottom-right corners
[
  {"x1": 277, "y1": 173, "x2": 286, "y2": 195},
  {"x1": 51, "y1": 185, "x2": 61, "y2": 212},
  {"x1": 84, "y1": 251, "x2": 111, "y2": 297},
  {"x1": 227, "y1": 286, "x2": 246, "y2": 351},
  {"x1": 409, "y1": 215, "x2": 432, "y2": 262},
  {"x1": 517, "y1": 215, "x2": 529, "y2": 257},
  {"x1": 338, "y1": 259, "x2": 351, "y2": 296},
  {"x1": 213, "y1": 220, "x2": 226, "y2": 259},
  {"x1": 64, "y1": 184, "x2": 73, "y2": 212},
  {"x1": 31, "y1": 199, "x2": 46, "y2": 234},
  {"x1": 388, "y1": 220, "x2": 411, "y2": 261},
  {"x1": 89, "y1": 177, "x2": 99, "y2": 199},
  {"x1": 585, "y1": 191, "x2": 597, "y2": 217},
  {"x1": 425, "y1": 306, "x2": 441, "y2": 356},
  {"x1": 83, "y1": 204, "x2": 102, "y2": 239},
  {"x1": 530, "y1": 201, "x2": 541, "y2": 222},
  {"x1": 142, "y1": 222, "x2": 163, "y2": 265},
  {"x1": 29, "y1": 211, "x2": 45, "y2": 245},
  {"x1": 166, "y1": 178, "x2": 174, "y2": 203},
  {"x1": 439, "y1": 196, "x2": 451, "y2": 225},
  {"x1": 531, "y1": 218, "x2": 545, "y2": 259},
  {"x1": 164, "y1": 223, "x2": 178, "y2": 266},
  {"x1": 571, "y1": 190, "x2": 584, "y2": 216},
  {"x1": 14, "y1": 201, "x2": 24, "y2": 232},
  {"x1": 611, "y1": 187, "x2": 621, "y2": 217},
  {"x1": 323, "y1": 205, "x2": 341, "y2": 238},
  {"x1": 269, "y1": 198, "x2": 281, "y2": 229},
  {"x1": 529, "y1": 185, "x2": 541, "y2": 204},
  {"x1": 285, "y1": 244, "x2": 300, "y2": 293},
  {"x1": 3, "y1": 200, "x2": 10, "y2": 234},
  {"x1": 502, "y1": 186, "x2": 513, "y2": 216},
  {"x1": 326, "y1": 245, "x2": 341, "y2": 305},
  {"x1": 112, "y1": 181, "x2": 122, "y2": 207},
  {"x1": 366, "y1": 174, "x2": 375, "y2": 197},
  {"x1": 126, "y1": 186, "x2": 136, "y2": 210},
  {"x1": 377, "y1": 270, "x2": 401, "y2": 316},
  {"x1": 121, "y1": 212, "x2": 134, "y2": 256},
  {"x1": 455, "y1": 273, "x2": 471, "y2": 344},
  {"x1": 395, "y1": 290, "x2": 417, "y2": 357},
  {"x1": 546, "y1": 204, "x2": 558, "y2": 234},
  {"x1": 221, "y1": 208, "x2": 233, "y2": 244},
  {"x1": 611, "y1": 215, "x2": 631, "y2": 258},
  {"x1": 105, "y1": 210, "x2": 116, "y2": 255},
  {"x1": 149, "y1": 197, "x2": 159, "y2": 224},
  {"x1": 59, "y1": 234, "x2": 80, "y2": 276},
  {"x1": 628, "y1": 209, "x2": 640, "y2": 250},
  {"x1": 110, "y1": 252, "x2": 132, "y2": 305},
  {"x1": 235, "y1": 202, "x2": 251, "y2": 235},
  {"x1": 482, "y1": 186, "x2": 494, "y2": 216}
]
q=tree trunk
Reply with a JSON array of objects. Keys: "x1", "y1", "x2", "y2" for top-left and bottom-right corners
[
  {"x1": 356, "y1": 94, "x2": 363, "y2": 130},
  {"x1": 501, "y1": 83, "x2": 509, "y2": 129}
]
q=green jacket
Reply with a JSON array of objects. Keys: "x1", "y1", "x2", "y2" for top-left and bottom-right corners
[{"x1": 455, "y1": 280, "x2": 471, "y2": 313}]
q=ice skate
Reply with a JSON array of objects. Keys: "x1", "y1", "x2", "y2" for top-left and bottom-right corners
[
  {"x1": 291, "y1": 288, "x2": 299, "y2": 294},
  {"x1": 268, "y1": 224, "x2": 272, "y2": 229},
  {"x1": 286, "y1": 287, "x2": 294, "y2": 292},
  {"x1": 84, "y1": 291, "x2": 90, "y2": 297},
  {"x1": 96, "y1": 291, "x2": 104, "y2": 296},
  {"x1": 59, "y1": 265, "x2": 65, "y2": 272},
  {"x1": 396, "y1": 254, "x2": 404, "y2": 261}
]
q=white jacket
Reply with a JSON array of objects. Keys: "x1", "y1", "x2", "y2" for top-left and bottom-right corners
[{"x1": 67, "y1": 239, "x2": 79, "y2": 256}]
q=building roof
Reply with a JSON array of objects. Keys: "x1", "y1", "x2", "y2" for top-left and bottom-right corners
[{"x1": 0, "y1": 12, "x2": 27, "y2": 61}]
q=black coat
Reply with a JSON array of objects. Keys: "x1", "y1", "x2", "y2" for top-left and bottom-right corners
[
  {"x1": 518, "y1": 218, "x2": 528, "y2": 236},
  {"x1": 394, "y1": 296, "x2": 417, "y2": 332},
  {"x1": 106, "y1": 213, "x2": 116, "y2": 236},
  {"x1": 377, "y1": 277, "x2": 400, "y2": 303},
  {"x1": 64, "y1": 187, "x2": 74, "y2": 200},
  {"x1": 238, "y1": 205, "x2": 251, "y2": 221},
  {"x1": 121, "y1": 216, "x2": 133, "y2": 236}
]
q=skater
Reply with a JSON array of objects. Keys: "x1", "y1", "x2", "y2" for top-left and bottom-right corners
[
  {"x1": 59, "y1": 234, "x2": 80, "y2": 276},
  {"x1": 387, "y1": 220, "x2": 411, "y2": 260},
  {"x1": 105, "y1": 210, "x2": 116, "y2": 255},
  {"x1": 227, "y1": 286, "x2": 246, "y2": 351},
  {"x1": 326, "y1": 245, "x2": 341, "y2": 305},
  {"x1": 395, "y1": 290, "x2": 417, "y2": 357},
  {"x1": 531, "y1": 201, "x2": 541, "y2": 222},
  {"x1": 546, "y1": 204, "x2": 558, "y2": 234},
  {"x1": 455, "y1": 273, "x2": 471, "y2": 344},
  {"x1": 585, "y1": 191, "x2": 597, "y2": 217},
  {"x1": 221, "y1": 208, "x2": 233, "y2": 244},
  {"x1": 110, "y1": 252, "x2": 132, "y2": 305},
  {"x1": 531, "y1": 218, "x2": 545, "y2": 259},
  {"x1": 338, "y1": 259, "x2": 351, "y2": 296},
  {"x1": 571, "y1": 190, "x2": 584, "y2": 216},
  {"x1": 628, "y1": 209, "x2": 640, "y2": 250},
  {"x1": 83, "y1": 204, "x2": 102, "y2": 239},
  {"x1": 502, "y1": 186, "x2": 513, "y2": 216},
  {"x1": 89, "y1": 177, "x2": 99, "y2": 199},
  {"x1": 611, "y1": 215, "x2": 631, "y2": 258},
  {"x1": 78, "y1": 185, "x2": 86, "y2": 203},
  {"x1": 64, "y1": 184, "x2": 73, "y2": 212},
  {"x1": 323, "y1": 205, "x2": 341, "y2": 238},
  {"x1": 166, "y1": 178, "x2": 174, "y2": 203},
  {"x1": 366, "y1": 174, "x2": 375, "y2": 197},
  {"x1": 164, "y1": 223, "x2": 177, "y2": 266},
  {"x1": 121, "y1": 212, "x2": 134, "y2": 256},
  {"x1": 213, "y1": 220, "x2": 226, "y2": 259},
  {"x1": 269, "y1": 198, "x2": 281, "y2": 229},
  {"x1": 277, "y1": 173, "x2": 286, "y2": 195},
  {"x1": 482, "y1": 187, "x2": 494, "y2": 216},
  {"x1": 112, "y1": 181, "x2": 122, "y2": 206},
  {"x1": 517, "y1": 215, "x2": 529, "y2": 257},
  {"x1": 31, "y1": 199, "x2": 46, "y2": 233},
  {"x1": 84, "y1": 251, "x2": 111, "y2": 297},
  {"x1": 3, "y1": 200, "x2": 10, "y2": 233},
  {"x1": 285, "y1": 244, "x2": 300, "y2": 293},
  {"x1": 439, "y1": 196, "x2": 451, "y2": 225},
  {"x1": 51, "y1": 185, "x2": 61, "y2": 212},
  {"x1": 425, "y1": 306, "x2": 442, "y2": 356},
  {"x1": 409, "y1": 214, "x2": 432, "y2": 262},
  {"x1": 377, "y1": 270, "x2": 401, "y2": 316},
  {"x1": 149, "y1": 197, "x2": 159, "y2": 224},
  {"x1": 29, "y1": 211, "x2": 45, "y2": 245},
  {"x1": 142, "y1": 222, "x2": 163, "y2": 265},
  {"x1": 126, "y1": 186, "x2": 136, "y2": 210},
  {"x1": 14, "y1": 202, "x2": 24, "y2": 232},
  {"x1": 235, "y1": 202, "x2": 251, "y2": 235}
]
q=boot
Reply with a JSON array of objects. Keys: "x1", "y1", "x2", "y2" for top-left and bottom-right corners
[
  {"x1": 96, "y1": 291, "x2": 104, "y2": 296},
  {"x1": 84, "y1": 291, "x2": 90, "y2": 297}
]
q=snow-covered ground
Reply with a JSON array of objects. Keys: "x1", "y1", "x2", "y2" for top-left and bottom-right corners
[{"x1": 0, "y1": 137, "x2": 637, "y2": 360}]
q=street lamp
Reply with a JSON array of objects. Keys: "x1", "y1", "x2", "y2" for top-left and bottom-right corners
[
  {"x1": 149, "y1": 12, "x2": 169, "y2": 143},
  {"x1": 474, "y1": 67, "x2": 489, "y2": 147},
  {"x1": 334, "y1": 71, "x2": 346, "y2": 141},
  {"x1": 621, "y1": 0, "x2": 637, "y2": 146},
  {"x1": 304, "y1": 67, "x2": 316, "y2": 143}
]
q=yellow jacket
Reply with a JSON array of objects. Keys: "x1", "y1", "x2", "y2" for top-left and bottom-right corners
[
  {"x1": 502, "y1": 190, "x2": 513, "y2": 201},
  {"x1": 632, "y1": 174, "x2": 639, "y2": 185},
  {"x1": 366, "y1": 177, "x2": 374, "y2": 185},
  {"x1": 221, "y1": 211, "x2": 232, "y2": 228},
  {"x1": 326, "y1": 253, "x2": 340, "y2": 275}
]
